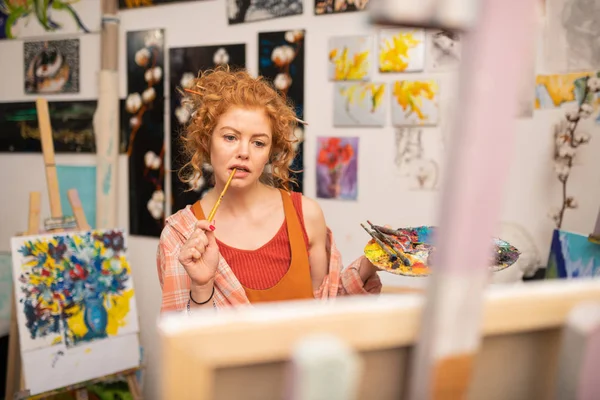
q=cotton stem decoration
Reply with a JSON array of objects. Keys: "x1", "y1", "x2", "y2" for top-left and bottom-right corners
[
  {"x1": 271, "y1": 30, "x2": 304, "y2": 96},
  {"x1": 550, "y1": 74, "x2": 600, "y2": 228}
]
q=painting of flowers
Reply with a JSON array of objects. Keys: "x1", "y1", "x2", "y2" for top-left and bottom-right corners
[
  {"x1": 316, "y1": 137, "x2": 358, "y2": 200},
  {"x1": 0, "y1": 0, "x2": 98, "y2": 40},
  {"x1": 259, "y1": 29, "x2": 305, "y2": 192},
  {"x1": 535, "y1": 71, "x2": 600, "y2": 110},
  {"x1": 328, "y1": 35, "x2": 372, "y2": 81},
  {"x1": 169, "y1": 43, "x2": 246, "y2": 213},
  {"x1": 378, "y1": 29, "x2": 424, "y2": 73},
  {"x1": 125, "y1": 29, "x2": 165, "y2": 237},
  {"x1": 391, "y1": 80, "x2": 440, "y2": 126},
  {"x1": 333, "y1": 82, "x2": 386, "y2": 127},
  {"x1": 10, "y1": 229, "x2": 140, "y2": 395},
  {"x1": 315, "y1": 0, "x2": 369, "y2": 15}
]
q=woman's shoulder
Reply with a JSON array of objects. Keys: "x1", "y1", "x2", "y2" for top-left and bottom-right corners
[{"x1": 159, "y1": 205, "x2": 197, "y2": 249}]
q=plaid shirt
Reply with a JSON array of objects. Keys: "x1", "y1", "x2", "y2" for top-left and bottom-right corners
[{"x1": 156, "y1": 206, "x2": 382, "y2": 313}]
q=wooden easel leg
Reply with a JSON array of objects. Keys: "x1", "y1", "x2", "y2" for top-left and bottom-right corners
[
  {"x1": 4, "y1": 295, "x2": 22, "y2": 400},
  {"x1": 126, "y1": 373, "x2": 143, "y2": 400}
]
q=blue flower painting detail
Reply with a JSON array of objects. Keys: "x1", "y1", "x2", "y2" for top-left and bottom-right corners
[{"x1": 546, "y1": 229, "x2": 600, "y2": 279}]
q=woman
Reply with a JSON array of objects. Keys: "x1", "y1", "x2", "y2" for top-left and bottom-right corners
[{"x1": 157, "y1": 67, "x2": 381, "y2": 314}]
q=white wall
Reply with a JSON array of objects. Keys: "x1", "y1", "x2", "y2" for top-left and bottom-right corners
[{"x1": 1, "y1": 1, "x2": 600, "y2": 398}]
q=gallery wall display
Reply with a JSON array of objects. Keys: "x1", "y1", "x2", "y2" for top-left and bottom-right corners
[
  {"x1": 125, "y1": 29, "x2": 166, "y2": 238},
  {"x1": 169, "y1": 43, "x2": 246, "y2": 214},
  {"x1": 24, "y1": 38, "x2": 80, "y2": 94},
  {"x1": 0, "y1": 100, "x2": 97, "y2": 153},
  {"x1": 0, "y1": 0, "x2": 100, "y2": 40},
  {"x1": 228, "y1": 0, "x2": 303, "y2": 24},
  {"x1": 259, "y1": 29, "x2": 305, "y2": 193}
]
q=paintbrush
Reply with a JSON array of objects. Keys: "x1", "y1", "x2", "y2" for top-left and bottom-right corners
[
  {"x1": 361, "y1": 224, "x2": 398, "y2": 262},
  {"x1": 206, "y1": 168, "x2": 236, "y2": 222},
  {"x1": 366, "y1": 221, "x2": 412, "y2": 266}
]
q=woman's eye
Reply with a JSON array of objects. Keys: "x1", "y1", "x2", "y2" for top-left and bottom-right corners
[
  {"x1": 254, "y1": 141, "x2": 265, "y2": 147},
  {"x1": 224, "y1": 135, "x2": 236, "y2": 141}
]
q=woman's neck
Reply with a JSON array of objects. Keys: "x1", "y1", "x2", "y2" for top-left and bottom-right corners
[{"x1": 206, "y1": 181, "x2": 273, "y2": 218}]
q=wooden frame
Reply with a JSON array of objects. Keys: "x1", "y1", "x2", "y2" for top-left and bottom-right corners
[{"x1": 158, "y1": 278, "x2": 600, "y2": 399}]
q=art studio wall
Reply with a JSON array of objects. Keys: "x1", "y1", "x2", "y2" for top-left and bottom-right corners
[{"x1": 1, "y1": 0, "x2": 600, "y2": 398}]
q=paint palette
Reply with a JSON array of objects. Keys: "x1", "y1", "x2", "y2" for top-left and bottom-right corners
[{"x1": 363, "y1": 225, "x2": 520, "y2": 277}]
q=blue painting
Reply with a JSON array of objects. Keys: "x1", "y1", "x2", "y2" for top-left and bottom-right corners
[{"x1": 546, "y1": 229, "x2": 600, "y2": 279}]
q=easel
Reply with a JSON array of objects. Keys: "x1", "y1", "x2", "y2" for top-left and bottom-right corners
[{"x1": 4, "y1": 98, "x2": 142, "y2": 400}]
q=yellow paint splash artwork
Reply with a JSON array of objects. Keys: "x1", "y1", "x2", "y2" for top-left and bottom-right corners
[
  {"x1": 379, "y1": 30, "x2": 423, "y2": 72},
  {"x1": 339, "y1": 83, "x2": 385, "y2": 113},
  {"x1": 535, "y1": 71, "x2": 599, "y2": 109},
  {"x1": 329, "y1": 37, "x2": 371, "y2": 81},
  {"x1": 392, "y1": 80, "x2": 439, "y2": 125}
]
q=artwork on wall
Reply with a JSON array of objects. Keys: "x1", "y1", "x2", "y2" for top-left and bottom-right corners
[
  {"x1": 169, "y1": 43, "x2": 246, "y2": 214},
  {"x1": 259, "y1": 29, "x2": 305, "y2": 193},
  {"x1": 425, "y1": 29, "x2": 461, "y2": 71},
  {"x1": 10, "y1": 229, "x2": 140, "y2": 395},
  {"x1": 314, "y1": 0, "x2": 369, "y2": 15},
  {"x1": 125, "y1": 29, "x2": 165, "y2": 237},
  {"x1": 24, "y1": 39, "x2": 80, "y2": 94},
  {"x1": 378, "y1": 29, "x2": 425, "y2": 73},
  {"x1": 391, "y1": 80, "x2": 440, "y2": 126},
  {"x1": 228, "y1": 0, "x2": 302, "y2": 24},
  {"x1": 0, "y1": 0, "x2": 99, "y2": 40},
  {"x1": 546, "y1": 229, "x2": 600, "y2": 279},
  {"x1": 516, "y1": 56, "x2": 536, "y2": 118},
  {"x1": 119, "y1": 0, "x2": 199, "y2": 8},
  {"x1": 316, "y1": 137, "x2": 358, "y2": 200},
  {"x1": 333, "y1": 82, "x2": 386, "y2": 127},
  {"x1": 394, "y1": 127, "x2": 442, "y2": 191},
  {"x1": 543, "y1": 0, "x2": 600, "y2": 72},
  {"x1": 0, "y1": 100, "x2": 97, "y2": 153},
  {"x1": 535, "y1": 71, "x2": 599, "y2": 110},
  {"x1": 328, "y1": 35, "x2": 372, "y2": 81},
  {"x1": 0, "y1": 252, "x2": 12, "y2": 337}
]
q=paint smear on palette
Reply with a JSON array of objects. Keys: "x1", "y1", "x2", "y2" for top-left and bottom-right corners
[
  {"x1": 11, "y1": 229, "x2": 139, "y2": 353},
  {"x1": 316, "y1": 137, "x2": 358, "y2": 200}
]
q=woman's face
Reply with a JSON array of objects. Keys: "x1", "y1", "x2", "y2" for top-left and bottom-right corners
[{"x1": 209, "y1": 106, "x2": 273, "y2": 188}]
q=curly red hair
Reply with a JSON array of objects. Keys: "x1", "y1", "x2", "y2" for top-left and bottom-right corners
[{"x1": 177, "y1": 66, "x2": 301, "y2": 191}]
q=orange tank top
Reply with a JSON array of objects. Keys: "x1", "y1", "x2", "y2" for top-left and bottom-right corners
[{"x1": 192, "y1": 189, "x2": 314, "y2": 304}]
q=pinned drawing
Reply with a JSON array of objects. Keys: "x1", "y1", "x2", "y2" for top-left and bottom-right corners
[
  {"x1": 391, "y1": 80, "x2": 440, "y2": 126},
  {"x1": 0, "y1": 0, "x2": 98, "y2": 40},
  {"x1": 544, "y1": 0, "x2": 600, "y2": 72},
  {"x1": 316, "y1": 137, "x2": 358, "y2": 200},
  {"x1": 328, "y1": 36, "x2": 372, "y2": 81},
  {"x1": 125, "y1": 29, "x2": 165, "y2": 237},
  {"x1": 394, "y1": 127, "x2": 441, "y2": 191},
  {"x1": 228, "y1": 0, "x2": 302, "y2": 24},
  {"x1": 24, "y1": 39, "x2": 80, "y2": 94},
  {"x1": 10, "y1": 229, "x2": 140, "y2": 395},
  {"x1": 315, "y1": 0, "x2": 369, "y2": 14},
  {"x1": 426, "y1": 29, "x2": 461, "y2": 71},
  {"x1": 259, "y1": 29, "x2": 305, "y2": 193},
  {"x1": 333, "y1": 82, "x2": 386, "y2": 127},
  {"x1": 378, "y1": 29, "x2": 424, "y2": 73},
  {"x1": 170, "y1": 43, "x2": 246, "y2": 213}
]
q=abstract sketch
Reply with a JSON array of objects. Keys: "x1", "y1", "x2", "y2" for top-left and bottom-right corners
[
  {"x1": 546, "y1": 229, "x2": 600, "y2": 279},
  {"x1": 0, "y1": 0, "x2": 98, "y2": 40},
  {"x1": 316, "y1": 137, "x2": 358, "y2": 200},
  {"x1": 0, "y1": 252, "x2": 12, "y2": 337},
  {"x1": 425, "y1": 29, "x2": 461, "y2": 71},
  {"x1": 24, "y1": 39, "x2": 79, "y2": 94},
  {"x1": 535, "y1": 71, "x2": 599, "y2": 109},
  {"x1": 125, "y1": 29, "x2": 165, "y2": 237},
  {"x1": 169, "y1": 43, "x2": 246, "y2": 214},
  {"x1": 119, "y1": 0, "x2": 199, "y2": 8},
  {"x1": 544, "y1": 0, "x2": 600, "y2": 72},
  {"x1": 394, "y1": 127, "x2": 442, "y2": 191},
  {"x1": 228, "y1": 0, "x2": 302, "y2": 24},
  {"x1": 259, "y1": 29, "x2": 305, "y2": 193},
  {"x1": 328, "y1": 35, "x2": 372, "y2": 81},
  {"x1": 391, "y1": 80, "x2": 440, "y2": 126},
  {"x1": 0, "y1": 100, "x2": 96, "y2": 153},
  {"x1": 10, "y1": 229, "x2": 140, "y2": 395},
  {"x1": 314, "y1": 0, "x2": 369, "y2": 14},
  {"x1": 333, "y1": 82, "x2": 386, "y2": 127},
  {"x1": 378, "y1": 29, "x2": 424, "y2": 72}
]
